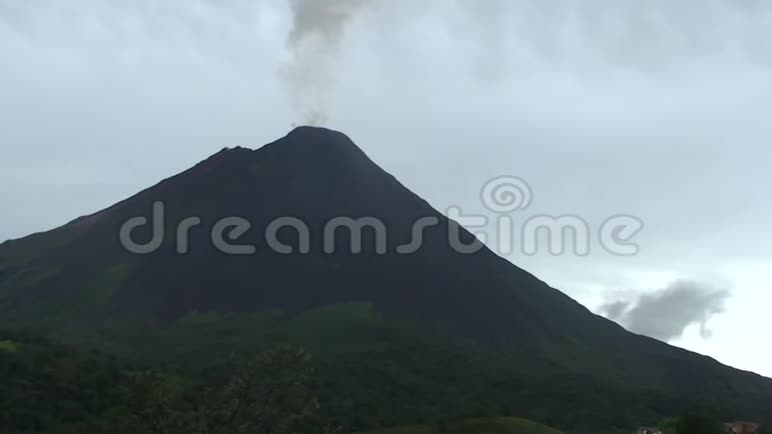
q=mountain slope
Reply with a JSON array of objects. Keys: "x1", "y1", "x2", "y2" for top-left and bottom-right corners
[
  {"x1": 0, "y1": 127, "x2": 596, "y2": 338},
  {"x1": 1, "y1": 127, "x2": 771, "y2": 432}
]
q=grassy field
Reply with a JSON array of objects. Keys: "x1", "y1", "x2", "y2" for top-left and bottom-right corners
[{"x1": 359, "y1": 417, "x2": 564, "y2": 434}]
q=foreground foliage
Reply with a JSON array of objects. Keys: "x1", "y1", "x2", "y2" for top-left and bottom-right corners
[
  {"x1": 2, "y1": 304, "x2": 772, "y2": 434},
  {"x1": 0, "y1": 330, "x2": 332, "y2": 434},
  {"x1": 359, "y1": 417, "x2": 564, "y2": 434}
]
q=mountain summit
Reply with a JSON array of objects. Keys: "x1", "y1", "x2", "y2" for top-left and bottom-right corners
[
  {"x1": 0, "y1": 126, "x2": 581, "y2": 333},
  {"x1": 1, "y1": 127, "x2": 771, "y2": 431}
]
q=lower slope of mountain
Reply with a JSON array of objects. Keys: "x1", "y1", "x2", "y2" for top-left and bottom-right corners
[
  {"x1": 1, "y1": 127, "x2": 771, "y2": 433},
  {"x1": 358, "y1": 417, "x2": 565, "y2": 434}
]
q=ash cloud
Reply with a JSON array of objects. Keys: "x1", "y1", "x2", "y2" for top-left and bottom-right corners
[
  {"x1": 600, "y1": 280, "x2": 731, "y2": 342},
  {"x1": 281, "y1": 0, "x2": 371, "y2": 126}
]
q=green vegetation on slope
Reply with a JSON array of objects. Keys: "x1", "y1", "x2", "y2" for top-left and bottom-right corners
[
  {"x1": 0, "y1": 329, "x2": 336, "y2": 434},
  {"x1": 359, "y1": 417, "x2": 564, "y2": 434},
  {"x1": 1, "y1": 326, "x2": 569, "y2": 434},
  {"x1": 0, "y1": 339, "x2": 18, "y2": 352},
  {"x1": 5, "y1": 303, "x2": 768, "y2": 433}
]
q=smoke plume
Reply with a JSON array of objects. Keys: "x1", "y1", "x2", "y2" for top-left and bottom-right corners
[
  {"x1": 600, "y1": 280, "x2": 730, "y2": 342},
  {"x1": 281, "y1": 0, "x2": 369, "y2": 126}
]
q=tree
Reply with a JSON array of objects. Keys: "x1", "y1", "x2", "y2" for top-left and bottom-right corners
[
  {"x1": 675, "y1": 412, "x2": 723, "y2": 434},
  {"x1": 207, "y1": 347, "x2": 328, "y2": 434},
  {"x1": 124, "y1": 346, "x2": 337, "y2": 434},
  {"x1": 121, "y1": 371, "x2": 191, "y2": 434},
  {"x1": 658, "y1": 416, "x2": 679, "y2": 434}
]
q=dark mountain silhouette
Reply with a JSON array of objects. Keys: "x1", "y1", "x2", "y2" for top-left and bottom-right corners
[
  {"x1": 1, "y1": 127, "x2": 771, "y2": 431},
  {"x1": 0, "y1": 127, "x2": 591, "y2": 337}
]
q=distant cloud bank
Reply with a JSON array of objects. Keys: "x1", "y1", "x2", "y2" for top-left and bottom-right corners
[{"x1": 600, "y1": 280, "x2": 730, "y2": 342}]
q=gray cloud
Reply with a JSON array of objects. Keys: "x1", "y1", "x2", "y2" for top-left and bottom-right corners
[
  {"x1": 599, "y1": 300, "x2": 632, "y2": 321},
  {"x1": 600, "y1": 281, "x2": 731, "y2": 342},
  {"x1": 281, "y1": 0, "x2": 371, "y2": 126}
]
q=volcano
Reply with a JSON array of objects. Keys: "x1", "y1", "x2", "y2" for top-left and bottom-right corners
[{"x1": 1, "y1": 127, "x2": 770, "y2": 432}]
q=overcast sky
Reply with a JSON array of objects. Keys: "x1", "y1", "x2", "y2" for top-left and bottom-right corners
[{"x1": 2, "y1": 1, "x2": 771, "y2": 376}]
